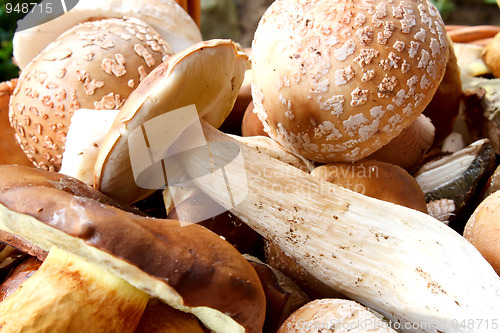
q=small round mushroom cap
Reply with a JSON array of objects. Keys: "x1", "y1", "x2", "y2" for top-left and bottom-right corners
[
  {"x1": 94, "y1": 39, "x2": 249, "y2": 204},
  {"x1": 12, "y1": 0, "x2": 201, "y2": 70},
  {"x1": 464, "y1": 191, "x2": 500, "y2": 275},
  {"x1": 9, "y1": 17, "x2": 172, "y2": 171},
  {"x1": 251, "y1": 0, "x2": 449, "y2": 163},
  {"x1": 278, "y1": 298, "x2": 397, "y2": 333}
]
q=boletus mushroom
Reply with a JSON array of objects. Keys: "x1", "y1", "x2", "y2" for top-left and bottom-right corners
[
  {"x1": 251, "y1": 0, "x2": 449, "y2": 163},
  {"x1": 0, "y1": 165, "x2": 266, "y2": 332},
  {"x1": 464, "y1": 190, "x2": 500, "y2": 275},
  {"x1": 311, "y1": 160, "x2": 427, "y2": 212}
]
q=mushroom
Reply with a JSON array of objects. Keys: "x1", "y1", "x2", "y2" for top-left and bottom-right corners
[
  {"x1": 94, "y1": 39, "x2": 249, "y2": 203},
  {"x1": 264, "y1": 241, "x2": 347, "y2": 300},
  {"x1": 421, "y1": 40, "x2": 462, "y2": 145},
  {"x1": 366, "y1": 114, "x2": 435, "y2": 172},
  {"x1": 278, "y1": 299, "x2": 396, "y2": 333},
  {"x1": 414, "y1": 139, "x2": 496, "y2": 228},
  {"x1": 244, "y1": 255, "x2": 310, "y2": 333},
  {"x1": 0, "y1": 165, "x2": 266, "y2": 332},
  {"x1": 0, "y1": 246, "x2": 149, "y2": 332},
  {"x1": 482, "y1": 31, "x2": 500, "y2": 78},
  {"x1": 167, "y1": 187, "x2": 263, "y2": 255},
  {"x1": 12, "y1": 0, "x2": 201, "y2": 70},
  {"x1": 0, "y1": 80, "x2": 32, "y2": 167},
  {"x1": 9, "y1": 17, "x2": 172, "y2": 171},
  {"x1": 311, "y1": 160, "x2": 428, "y2": 212},
  {"x1": 264, "y1": 160, "x2": 428, "y2": 302},
  {"x1": 464, "y1": 190, "x2": 500, "y2": 275},
  {"x1": 251, "y1": 0, "x2": 449, "y2": 163},
  {"x1": 242, "y1": 101, "x2": 269, "y2": 137},
  {"x1": 135, "y1": 299, "x2": 207, "y2": 333},
  {"x1": 0, "y1": 256, "x2": 42, "y2": 302},
  {"x1": 453, "y1": 42, "x2": 491, "y2": 77}
]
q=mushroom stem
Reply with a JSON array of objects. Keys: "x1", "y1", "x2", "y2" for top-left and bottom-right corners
[
  {"x1": 60, "y1": 109, "x2": 119, "y2": 185},
  {"x1": 173, "y1": 120, "x2": 500, "y2": 333}
]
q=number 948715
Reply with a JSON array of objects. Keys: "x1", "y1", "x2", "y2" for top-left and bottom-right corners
[{"x1": 5, "y1": 1, "x2": 52, "y2": 15}]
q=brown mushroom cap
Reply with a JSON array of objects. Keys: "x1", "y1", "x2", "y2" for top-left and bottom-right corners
[
  {"x1": 0, "y1": 165, "x2": 266, "y2": 333},
  {"x1": 9, "y1": 17, "x2": 172, "y2": 171},
  {"x1": 12, "y1": 0, "x2": 201, "y2": 70},
  {"x1": 251, "y1": 0, "x2": 449, "y2": 163},
  {"x1": 311, "y1": 160, "x2": 428, "y2": 213},
  {"x1": 366, "y1": 114, "x2": 435, "y2": 172},
  {"x1": 0, "y1": 80, "x2": 32, "y2": 167},
  {"x1": 464, "y1": 191, "x2": 500, "y2": 275},
  {"x1": 422, "y1": 39, "x2": 461, "y2": 145}
]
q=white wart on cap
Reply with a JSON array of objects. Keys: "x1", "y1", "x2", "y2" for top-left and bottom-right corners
[
  {"x1": 251, "y1": 0, "x2": 449, "y2": 163},
  {"x1": 9, "y1": 17, "x2": 172, "y2": 171}
]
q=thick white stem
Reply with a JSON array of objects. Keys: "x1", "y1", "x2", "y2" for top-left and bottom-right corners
[{"x1": 176, "y1": 121, "x2": 500, "y2": 333}]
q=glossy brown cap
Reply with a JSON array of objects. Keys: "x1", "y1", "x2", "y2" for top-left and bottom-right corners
[{"x1": 0, "y1": 165, "x2": 266, "y2": 332}]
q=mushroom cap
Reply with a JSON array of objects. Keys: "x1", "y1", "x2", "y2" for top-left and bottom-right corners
[
  {"x1": 9, "y1": 17, "x2": 172, "y2": 171},
  {"x1": 0, "y1": 79, "x2": 32, "y2": 167},
  {"x1": 278, "y1": 298, "x2": 396, "y2": 333},
  {"x1": 367, "y1": 113, "x2": 435, "y2": 172},
  {"x1": 464, "y1": 190, "x2": 500, "y2": 275},
  {"x1": 251, "y1": 0, "x2": 449, "y2": 163},
  {"x1": 311, "y1": 160, "x2": 428, "y2": 213},
  {"x1": 12, "y1": 0, "x2": 201, "y2": 70},
  {"x1": 94, "y1": 39, "x2": 249, "y2": 204}
]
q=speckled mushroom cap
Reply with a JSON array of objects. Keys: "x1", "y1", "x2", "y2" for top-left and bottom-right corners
[
  {"x1": 12, "y1": 0, "x2": 201, "y2": 70},
  {"x1": 9, "y1": 17, "x2": 172, "y2": 171},
  {"x1": 251, "y1": 0, "x2": 449, "y2": 163}
]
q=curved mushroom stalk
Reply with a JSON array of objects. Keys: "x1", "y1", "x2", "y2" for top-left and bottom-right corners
[{"x1": 174, "y1": 120, "x2": 500, "y2": 333}]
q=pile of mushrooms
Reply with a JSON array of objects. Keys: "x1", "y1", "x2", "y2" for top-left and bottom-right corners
[{"x1": 1, "y1": 0, "x2": 500, "y2": 332}]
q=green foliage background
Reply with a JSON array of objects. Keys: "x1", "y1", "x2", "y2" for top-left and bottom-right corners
[
  {"x1": 0, "y1": 0, "x2": 42, "y2": 81},
  {"x1": 430, "y1": 0, "x2": 498, "y2": 19}
]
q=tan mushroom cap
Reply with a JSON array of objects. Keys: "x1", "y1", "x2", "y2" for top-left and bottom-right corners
[
  {"x1": 13, "y1": 0, "x2": 201, "y2": 70},
  {"x1": 278, "y1": 298, "x2": 396, "y2": 333},
  {"x1": 9, "y1": 17, "x2": 171, "y2": 171},
  {"x1": 94, "y1": 39, "x2": 249, "y2": 204},
  {"x1": 251, "y1": 0, "x2": 449, "y2": 163}
]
